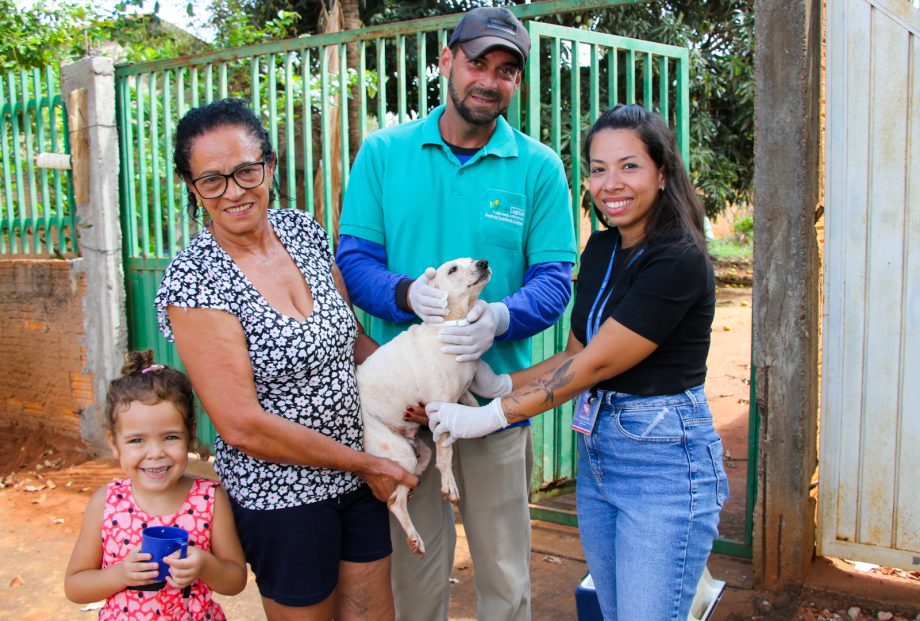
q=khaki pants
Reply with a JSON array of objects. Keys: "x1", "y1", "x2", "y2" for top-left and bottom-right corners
[{"x1": 390, "y1": 426, "x2": 534, "y2": 621}]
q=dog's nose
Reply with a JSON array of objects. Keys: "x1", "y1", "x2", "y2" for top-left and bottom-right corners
[{"x1": 476, "y1": 260, "x2": 489, "y2": 270}]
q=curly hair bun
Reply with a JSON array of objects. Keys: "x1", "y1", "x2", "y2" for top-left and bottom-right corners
[{"x1": 121, "y1": 349, "x2": 156, "y2": 375}]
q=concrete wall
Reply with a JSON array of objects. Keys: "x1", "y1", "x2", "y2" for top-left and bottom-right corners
[{"x1": 0, "y1": 259, "x2": 93, "y2": 438}]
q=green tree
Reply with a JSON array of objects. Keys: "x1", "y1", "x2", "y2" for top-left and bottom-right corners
[
  {"x1": 208, "y1": 0, "x2": 301, "y2": 48},
  {"x1": 0, "y1": 0, "x2": 95, "y2": 71},
  {"x1": 1, "y1": 0, "x2": 210, "y2": 71},
  {"x1": 576, "y1": 1, "x2": 755, "y2": 217}
]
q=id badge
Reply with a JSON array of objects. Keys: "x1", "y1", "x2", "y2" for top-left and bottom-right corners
[{"x1": 572, "y1": 392, "x2": 601, "y2": 435}]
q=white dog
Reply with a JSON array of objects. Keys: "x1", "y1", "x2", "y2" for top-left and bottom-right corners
[{"x1": 357, "y1": 257, "x2": 491, "y2": 557}]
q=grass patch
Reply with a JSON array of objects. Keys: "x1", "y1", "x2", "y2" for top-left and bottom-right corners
[{"x1": 709, "y1": 238, "x2": 752, "y2": 261}]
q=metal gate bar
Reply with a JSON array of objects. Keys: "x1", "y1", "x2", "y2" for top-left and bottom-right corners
[{"x1": 0, "y1": 66, "x2": 77, "y2": 256}]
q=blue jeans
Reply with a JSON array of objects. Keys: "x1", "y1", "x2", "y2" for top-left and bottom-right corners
[{"x1": 576, "y1": 385, "x2": 728, "y2": 620}]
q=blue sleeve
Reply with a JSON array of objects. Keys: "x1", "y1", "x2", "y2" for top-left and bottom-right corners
[
  {"x1": 335, "y1": 235, "x2": 417, "y2": 323},
  {"x1": 497, "y1": 261, "x2": 573, "y2": 342}
]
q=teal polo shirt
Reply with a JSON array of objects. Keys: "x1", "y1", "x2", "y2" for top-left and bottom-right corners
[{"x1": 340, "y1": 105, "x2": 576, "y2": 376}]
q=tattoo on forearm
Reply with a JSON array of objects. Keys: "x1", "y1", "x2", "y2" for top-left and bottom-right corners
[
  {"x1": 509, "y1": 359, "x2": 577, "y2": 409},
  {"x1": 503, "y1": 404, "x2": 525, "y2": 421}
]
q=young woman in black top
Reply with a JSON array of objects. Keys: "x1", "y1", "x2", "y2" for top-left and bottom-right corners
[{"x1": 425, "y1": 104, "x2": 728, "y2": 620}]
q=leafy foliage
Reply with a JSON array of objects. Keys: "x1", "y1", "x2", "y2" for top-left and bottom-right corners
[
  {"x1": 708, "y1": 237, "x2": 752, "y2": 260},
  {"x1": 1, "y1": 0, "x2": 210, "y2": 71},
  {"x1": 210, "y1": 0, "x2": 473, "y2": 34},
  {"x1": 208, "y1": 0, "x2": 302, "y2": 48},
  {"x1": 733, "y1": 214, "x2": 754, "y2": 243},
  {"x1": 361, "y1": 0, "x2": 475, "y2": 25},
  {"x1": 0, "y1": 0, "x2": 95, "y2": 71}
]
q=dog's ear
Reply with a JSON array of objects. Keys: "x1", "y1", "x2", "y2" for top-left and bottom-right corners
[{"x1": 428, "y1": 267, "x2": 445, "y2": 292}]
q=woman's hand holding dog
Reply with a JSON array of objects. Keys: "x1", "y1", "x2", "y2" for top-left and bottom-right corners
[
  {"x1": 403, "y1": 402, "x2": 429, "y2": 426},
  {"x1": 358, "y1": 454, "x2": 420, "y2": 503}
]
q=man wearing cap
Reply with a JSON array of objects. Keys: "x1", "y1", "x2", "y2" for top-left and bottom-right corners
[{"x1": 337, "y1": 7, "x2": 576, "y2": 620}]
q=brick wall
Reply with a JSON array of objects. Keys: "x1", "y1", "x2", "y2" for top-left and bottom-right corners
[{"x1": 0, "y1": 258, "x2": 92, "y2": 438}]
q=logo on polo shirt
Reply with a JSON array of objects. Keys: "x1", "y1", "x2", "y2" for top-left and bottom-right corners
[{"x1": 484, "y1": 190, "x2": 525, "y2": 227}]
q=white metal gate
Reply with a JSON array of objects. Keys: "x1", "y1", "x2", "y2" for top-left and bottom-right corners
[{"x1": 820, "y1": 0, "x2": 920, "y2": 571}]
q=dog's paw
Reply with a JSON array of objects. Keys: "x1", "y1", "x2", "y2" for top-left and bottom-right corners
[
  {"x1": 441, "y1": 481, "x2": 460, "y2": 506},
  {"x1": 408, "y1": 533, "x2": 426, "y2": 558}
]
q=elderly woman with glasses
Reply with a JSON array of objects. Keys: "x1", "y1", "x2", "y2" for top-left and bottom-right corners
[{"x1": 154, "y1": 98, "x2": 417, "y2": 621}]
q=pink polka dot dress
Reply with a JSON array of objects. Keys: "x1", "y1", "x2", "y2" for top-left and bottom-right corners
[{"x1": 98, "y1": 478, "x2": 227, "y2": 620}]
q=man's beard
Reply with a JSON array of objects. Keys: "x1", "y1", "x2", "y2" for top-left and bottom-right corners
[{"x1": 448, "y1": 74, "x2": 508, "y2": 126}]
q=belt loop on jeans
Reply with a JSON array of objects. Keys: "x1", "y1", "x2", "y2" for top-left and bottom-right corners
[
  {"x1": 594, "y1": 389, "x2": 615, "y2": 406},
  {"x1": 684, "y1": 387, "x2": 699, "y2": 412}
]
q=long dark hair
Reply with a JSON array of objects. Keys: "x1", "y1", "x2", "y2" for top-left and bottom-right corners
[
  {"x1": 174, "y1": 98, "x2": 277, "y2": 219},
  {"x1": 583, "y1": 104, "x2": 707, "y2": 254}
]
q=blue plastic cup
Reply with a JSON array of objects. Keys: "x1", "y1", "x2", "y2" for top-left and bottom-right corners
[{"x1": 141, "y1": 526, "x2": 189, "y2": 583}]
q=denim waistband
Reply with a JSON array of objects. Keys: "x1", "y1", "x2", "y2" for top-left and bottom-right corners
[{"x1": 592, "y1": 384, "x2": 706, "y2": 411}]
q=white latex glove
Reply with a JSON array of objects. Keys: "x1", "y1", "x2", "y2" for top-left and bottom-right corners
[
  {"x1": 469, "y1": 360, "x2": 512, "y2": 398},
  {"x1": 438, "y1": 300, "x2": 510, "y2": 362},
  {"x1": 426, "y1": 398, "x2": 508, "y2": 446},
  {"x1": 408, "y1": 267, "x2": 448, "y2": 323}
]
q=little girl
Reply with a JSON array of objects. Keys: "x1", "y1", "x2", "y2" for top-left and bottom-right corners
[{"x1": 65, "y1": 350, "x2": 247, "y2": 619}]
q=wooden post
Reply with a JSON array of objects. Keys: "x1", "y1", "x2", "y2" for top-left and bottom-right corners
[
  {"x1": 752, "y1": 0, "x2": 823, "y2": 590},
  {"x1": 68, "y1": 89, "x2": 89, "y2": 204}
]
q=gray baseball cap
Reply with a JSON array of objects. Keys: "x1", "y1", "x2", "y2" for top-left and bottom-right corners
[{"x1": 448, "y1": 7, "x2": 531, "y2": 67}]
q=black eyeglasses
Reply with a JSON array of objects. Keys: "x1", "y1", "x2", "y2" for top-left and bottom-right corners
[{"x1": 191, "y1": 161, "x2": 266, "y2": 199}]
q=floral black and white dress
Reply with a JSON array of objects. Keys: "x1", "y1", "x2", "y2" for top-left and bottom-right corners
[{"x1": 155, "y1": 209, "x2": 363, "y2": 510}]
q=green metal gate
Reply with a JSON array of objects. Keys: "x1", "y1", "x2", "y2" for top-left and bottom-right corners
[
  {"x1": 0, "y1": 66, "x2": 78, "y2": 257},
  {"x1": 521, "y1": 19, "x2": 689, "y2": 506}
]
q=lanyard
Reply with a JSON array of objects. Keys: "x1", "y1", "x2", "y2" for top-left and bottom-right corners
[{"x1": 585, "y1": 238, "x2": 645, "y2": 343}]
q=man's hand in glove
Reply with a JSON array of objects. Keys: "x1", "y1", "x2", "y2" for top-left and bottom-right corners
[
  {"x1": 438, "y1": 300, "x2": 509, "y2": 362},
  {"x1": 408, "y1": 267, "x2": 448, "y2": 323}
]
